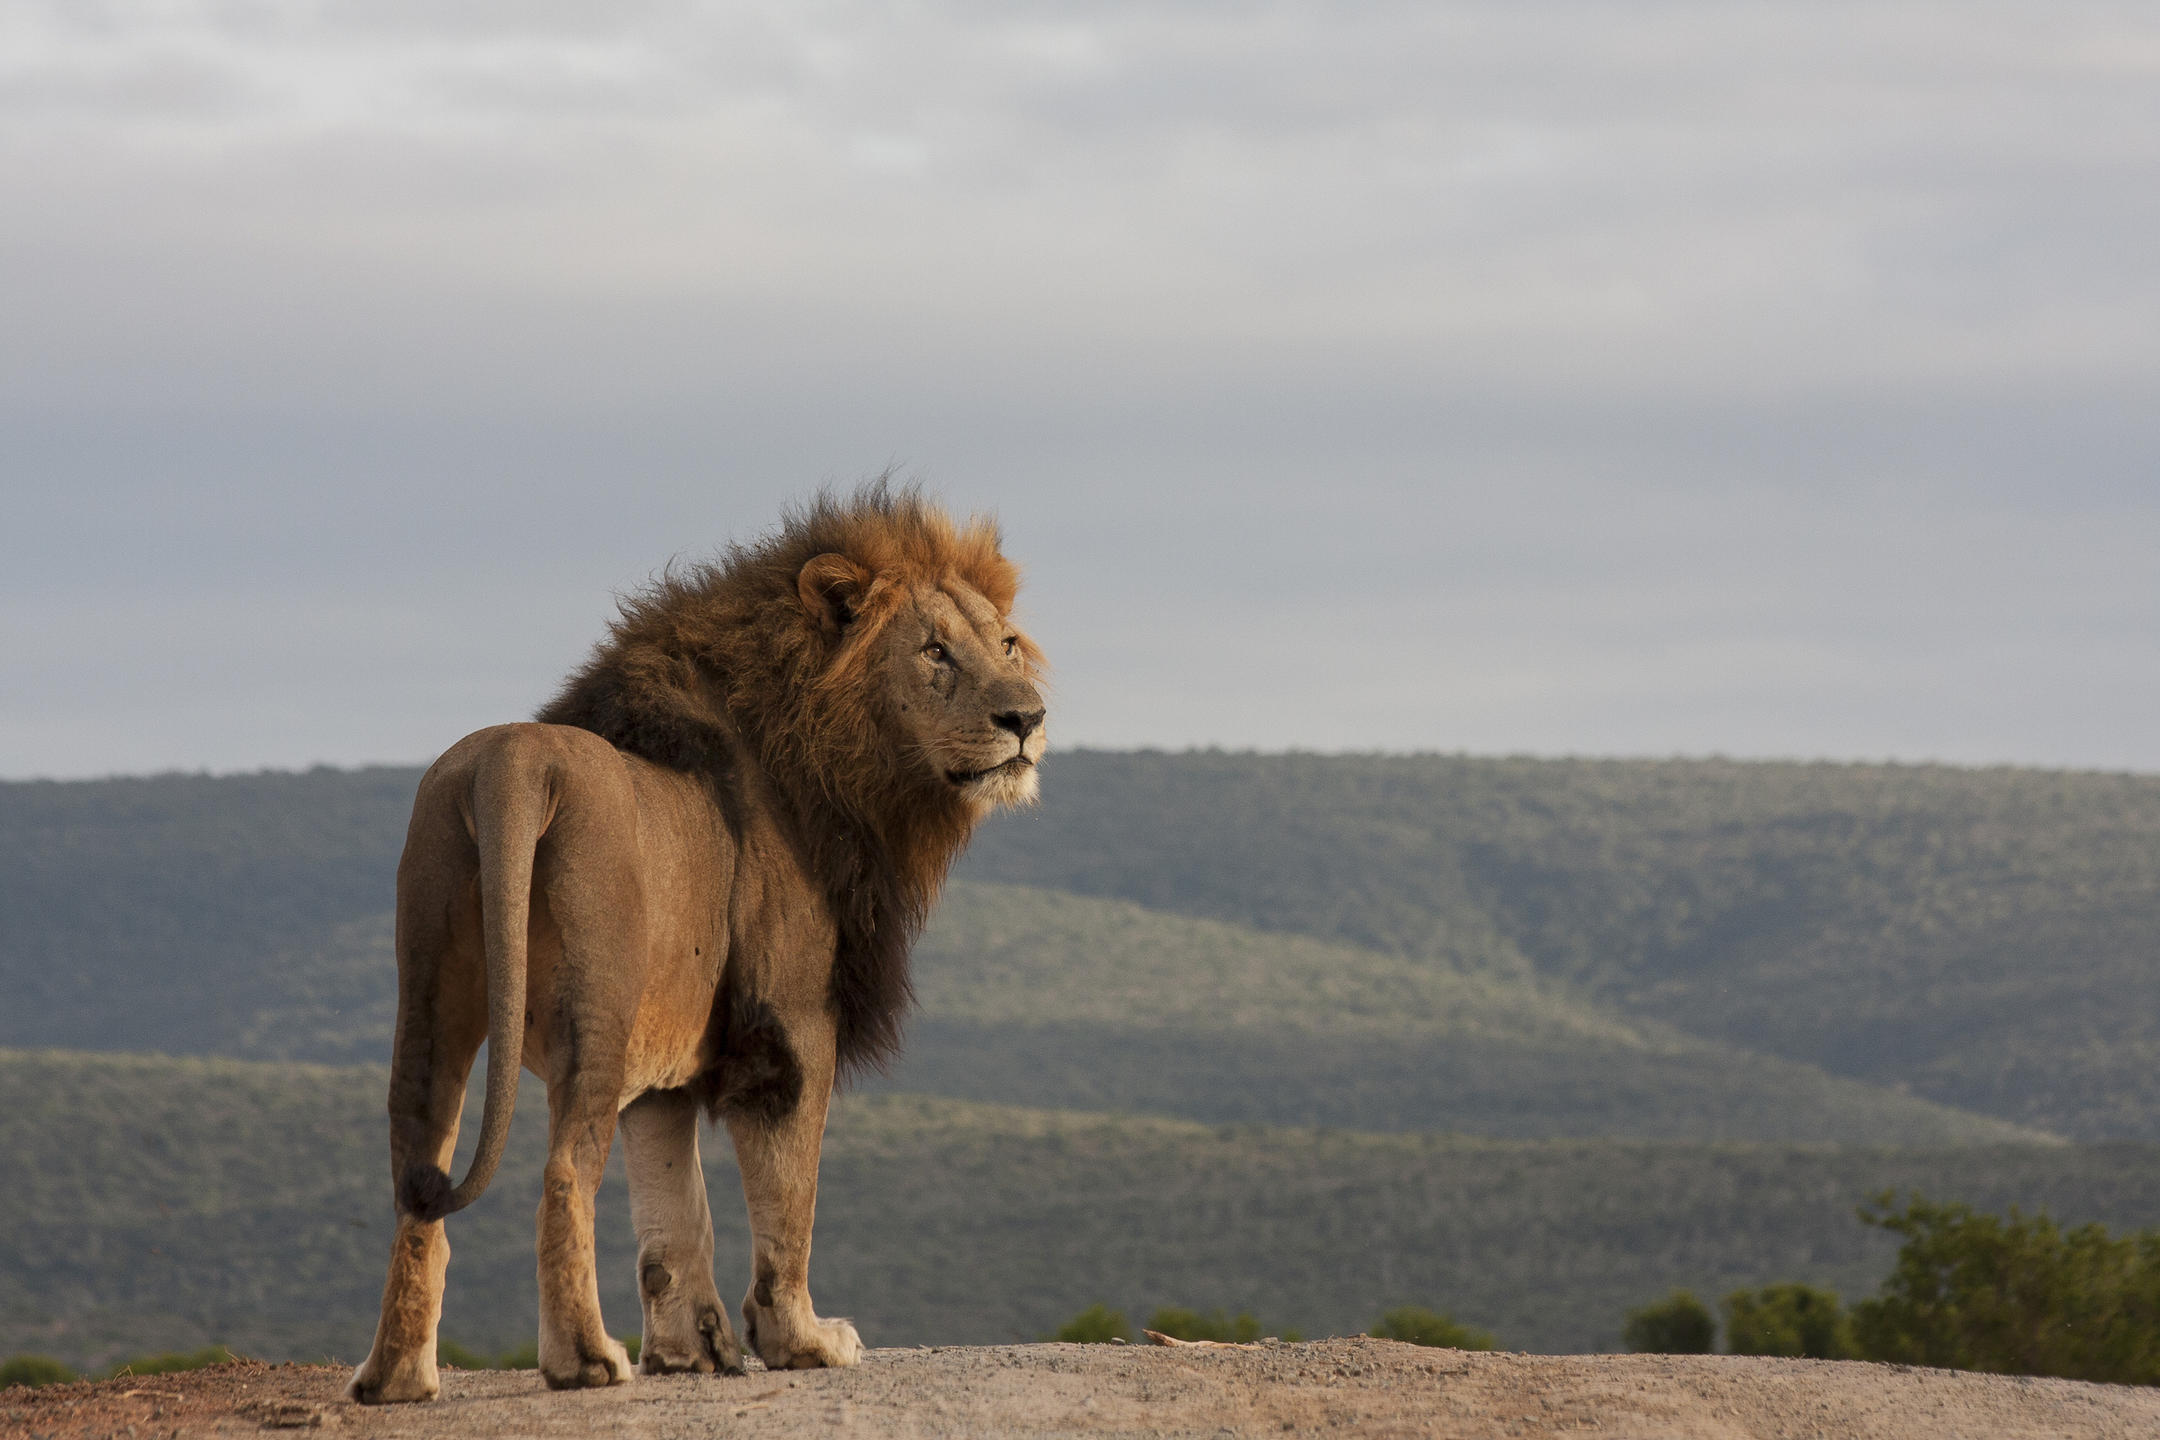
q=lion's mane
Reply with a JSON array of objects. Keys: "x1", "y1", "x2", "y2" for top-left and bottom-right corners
[{"x1": 535, "y1": 481, "x2": 1028, "y2": 1078}]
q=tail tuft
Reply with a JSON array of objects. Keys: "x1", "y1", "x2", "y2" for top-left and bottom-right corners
[{"x1": 399, "y1": 1163, "x2": 457, "y2": 1221}]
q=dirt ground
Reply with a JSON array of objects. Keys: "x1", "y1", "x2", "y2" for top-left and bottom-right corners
[{"x1": 9, "y1": 1339, "x2": 2160, "y2": 1440}]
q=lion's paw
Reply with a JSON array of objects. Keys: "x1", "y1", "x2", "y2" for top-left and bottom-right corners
[
  {"x1": 805, "y1": 1316, "x2": 865, "y2": 1368},
  {"x1": 541, "y1": 1335, "x2": 635, "y2": 1391},
  {"x1": 749, "y1": 1311, "x2": 863, "y2": 1370},
  {"x1": 641, "y1": 1302, "x2": 745, "y2": 1376},
  {"x1": 346, "y1": 1350, "x2": 440, "y2": 1405}
]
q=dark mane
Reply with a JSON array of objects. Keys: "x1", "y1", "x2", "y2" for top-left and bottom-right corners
[{"x1": 535, "y1": 480, "x2": 1025, "y2": 1077}]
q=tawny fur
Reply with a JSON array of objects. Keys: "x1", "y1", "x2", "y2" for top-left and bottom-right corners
[
  {"x1": 347, "y1": 482, "x2": 1046, "y2": 1404},
  {"x1": 537, "y1": 481, "x2": 1045, "y2": 1074}
]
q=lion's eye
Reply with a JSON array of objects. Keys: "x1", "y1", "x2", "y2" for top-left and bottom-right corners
[
  {"x1": 1002, "y1": 636, "x2": 1019, "y2": 657},
  {"x1": 922, "y1": 641, "x2": 949, "y2": 663}
]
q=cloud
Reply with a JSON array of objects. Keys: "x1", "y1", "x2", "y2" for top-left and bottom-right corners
[{"x1": 1, "y1": 1, "x2": 2157, "y2": 775}]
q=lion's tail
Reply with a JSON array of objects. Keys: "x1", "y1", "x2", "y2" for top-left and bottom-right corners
[{"x1": 400, "y1": 756, "x2": 545, "y2": 1223}]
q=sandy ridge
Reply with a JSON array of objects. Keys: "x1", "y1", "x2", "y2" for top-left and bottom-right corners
[{"x1": 8, "y1": 1340, "x2": 2160, "y2": 1439}]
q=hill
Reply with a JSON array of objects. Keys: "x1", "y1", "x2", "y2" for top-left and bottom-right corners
[
  {"x1": 4, "y1": 1050, "x2": 2154, "y2": 1371},
  {"x1": 882, "y1": 883, "x2": 2045, "y2": 1143},
  {"x1": 0, "y1": 767, "x2": 415, "y2": 1061},
  {"x1": 965, "y1": 751, "x2": 2160, "y2": 1136},
  {"x1": 7, "y1": 752, "x2": 2159, "y2": 1135},
  {"x1": 0, "y1": 805, "x2": 2047, "y2": 1142}
]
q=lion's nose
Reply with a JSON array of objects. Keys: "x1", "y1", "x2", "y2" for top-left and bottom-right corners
[{"x1": 992, "y1": 707, "x2": 1045, "y2": 742}]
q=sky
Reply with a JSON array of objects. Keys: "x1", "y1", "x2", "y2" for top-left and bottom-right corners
[{"x1": 3, "y1": 0, "x2": 2157, "y2": 779}]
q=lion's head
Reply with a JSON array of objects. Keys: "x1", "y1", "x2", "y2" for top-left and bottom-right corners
[
  {"x1": 796, "y1": 545, "x2": 1047, "y2": 814},
  {"x1": 536, "y1": 480, "x2": 1046, "y2": 1072}
]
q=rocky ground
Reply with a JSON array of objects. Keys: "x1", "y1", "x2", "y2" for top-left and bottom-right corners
[{"x1": 9, "y1": 1339, "x2": 2160, "y2": 1439}]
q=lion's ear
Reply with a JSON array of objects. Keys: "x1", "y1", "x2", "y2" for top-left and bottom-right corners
[{"x1": 797, "y1": 553, "x2": 870, "y2": 634}]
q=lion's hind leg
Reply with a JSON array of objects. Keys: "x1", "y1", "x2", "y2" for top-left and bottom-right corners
[
  {"x1": 349, "y1": 1212, "x2": 454, "y2": 1404},
  {"x1": 349, "y1": 855, "x2": 486, "y2": 1405},
  {"x1": 534, "y1": 1063, "x2": 636, "y2": 1390},
  {"x1": 623, "y1": 1088, "x2": 743, "y2": 1375}
]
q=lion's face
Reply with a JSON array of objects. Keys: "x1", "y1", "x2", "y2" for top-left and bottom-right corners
[{"x1": 871, "y1": 579, "x2": 1047, "y2": 810}]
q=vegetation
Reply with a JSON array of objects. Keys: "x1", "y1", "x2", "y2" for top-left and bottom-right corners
[
  {"x1": 0, "y1": 763, "x2": 2064, "y2": 1142},
  {"x1": 435, "y1": 1338, "x2": 494, "y2": 1370},
  {"x1": 1051, "y1": 1305, "x2": 1132, "y2": 1343},
  {"x1": 9, "y1": 1050, "x2": 2160, "y2": 1370},
  {"x1": 968, "y1": 751, "x2": 2160, "y2": 1138},
  {"x1": 9, "y1": 753, "x2": 2160, "y2": 1138},
  {"x1": 1722, "y1": 1284, "x2": 1855, "y2": 1359},
  {"x1": 435, "y1": 1337, "x2": 556, "y2": 1370},
  {"x1": 883, "y1": 885, "x2": 2047, "y2": 1145},
  {"x1": 1623, "y1": 1292, "x2": 1715, "y2": 1354},
  {"x1": 0, "y1": 766, "x2": 416, "y2": 1063},
  {"x1": 0, "y1": 1346, "x2": 240, "y2": 1387},
  {"x1": 1849, "y1": 1194, "x2": 2160, "y2": 1383},
  {"x1": 1369, "y1": 1306, "x2": 1494, "y2": 1350},
  {"x1": 0, "y1": 1355, "x2": 74, "y2": 1388},
  {"x1": 107, "y1": 1347, "x2": 240, "y2": 1377}
]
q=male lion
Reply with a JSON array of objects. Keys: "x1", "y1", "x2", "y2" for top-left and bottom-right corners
[{"x1": 347, "y1": 486, "x2": 1046, "y2": 1403}]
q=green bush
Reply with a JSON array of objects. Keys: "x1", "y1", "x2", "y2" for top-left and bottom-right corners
[
  {"x1": 1053, "y1": 1304, "x2": 1133, "y2": 1343},
  {"x1": 107, "y1": 1347, "x2": 237, "y2": 1377},
  {"x1": 1148, "y1": 1307, "x2": 1262, "y2": 1342},
  {"x1": 1, "y1": 1354, "x2": 77, "y2": 1389},
  {"x1": 1850, "y1": 1193, "x2": 2160, "y2": 1383},
  {"x1": 621, "y1": 1334, "x2": 640, "y2": 1364},
  {"x1": 1369, "y1": 1306, "x2": 1495, "y2": 1350},
  {"x1": 436, "y1": 1338, "x2": 494, "y2": 1370},
  {"x1": 1723, "y1": 1284, "x2": 1854, "y2": 1359},
  {"x1": 496, "y1": 1342, "x2": 539, "y2": 1371},
  {"x1": 1623, "y1": 1290, "x2": 1716, "y2": 1354}
]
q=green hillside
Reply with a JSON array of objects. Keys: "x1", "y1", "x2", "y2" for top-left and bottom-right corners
[
  {"x1": 967, "y1": 751, "x2": 2160, "y2": 1136},
  {"x1": 0, "y1": 767, "x2": 416, "y2": 1061},
  {"x1": 881, "y1": 883, "x2": 2047, "y2": 1144},
  {"x1": 3, "y1": 1051, "x2": 2153, "y2": 1371},
  {"x1": 7, "y1": 753, "x2": 2159, "y2": 1136},
  {"x1": 0, "y1": 823, "x2": 2047, "y2": 1143}
]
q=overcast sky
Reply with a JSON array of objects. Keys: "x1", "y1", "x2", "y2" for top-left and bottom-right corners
[{"x1": 4, "y1": 0, "x2": 2157, "y2": 779}]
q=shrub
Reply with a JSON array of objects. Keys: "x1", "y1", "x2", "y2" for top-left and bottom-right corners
[
  {"x1": 1850, "y1": 1192, "x2": 2160, "y2": 1384},
  {"x1": 1723, "y1": 1284, "x2": 1855, "y2": 1359},
  {"x1": 1369, "y1": 1306, "x2": 1495, "y2": 1350},
  {"x1": 1053, "y1": 1304, "x2": 1133, "y2": 1343},
  {"x1": 1, "y1": 1355, "x2": 76, "y2": 1389},
  {"x1": 107, "y1": 1347, "x2": 237, "y2": 1377},
  {"x1": 1623, "y1": 1291, "x2": 1715, "y2": 1354},
  {"x1": 496, "y1": 1342, "x2": 539, "y2": 1371},
  {"x1": 1148, "y1": 1307, "x2": 1261, "y2": 1343},
  {"x1": 437, "y1": 1338, "x2": 494, "y2": 1370}
]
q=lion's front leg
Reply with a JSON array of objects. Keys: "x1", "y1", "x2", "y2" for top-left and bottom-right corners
[
  {"x1": 623, "y1": 1087, "x2": 743, "y2": 1375},
  {"x1": 723, "y1": 1012, "x2": 862, "y2": 1370}
]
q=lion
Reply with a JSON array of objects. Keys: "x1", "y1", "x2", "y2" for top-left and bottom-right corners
[{"x1": 346, "y1": 484, "x2": 1047, "y2": 1403}]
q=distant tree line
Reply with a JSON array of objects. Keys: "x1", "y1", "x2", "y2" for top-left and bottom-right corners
[
  {"x1": 1621, "y1": 1194, "x2": 2160, "y2": 1385},
  {"x1": 1037, "y1": 1192, "x2": 2160, "y2": 1391},
  {"x1": 0, "y1": 1347, "x2": 239, "y2": 1389}
]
